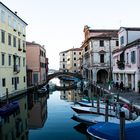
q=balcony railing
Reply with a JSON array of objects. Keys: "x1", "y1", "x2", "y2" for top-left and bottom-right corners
[{"x1": 13, "y1": 65, "x2": 20, "y2": 73}]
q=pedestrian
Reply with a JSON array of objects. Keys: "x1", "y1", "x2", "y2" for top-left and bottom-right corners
[
  {"x1": 120, "y1": 81, "x2": 123, "y2": 91},
  {"x1": 116, "y1": 79, "x2": 119, "y2": 89}
]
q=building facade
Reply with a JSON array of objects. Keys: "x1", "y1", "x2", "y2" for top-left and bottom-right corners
[
  {"x1": 59, "y1": 48, "x2": 82, "y2": 73},
  {"x1": 0, "y1": 2, "x2": 27, "y2": 98},
  {"x1": 26, "y1": 41, "x2": 47, "y2": 86},
  {"x1": 113, "y1": 27, "x2": 140, "y2": 92},
  {"x1": 81, "y1": 25, "x2": 118, "y2": 84}
]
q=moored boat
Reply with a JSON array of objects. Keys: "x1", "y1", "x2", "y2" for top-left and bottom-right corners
[
  {"x1": 0, "y1": 101, "x2": 19, "y2": 118},
  {"x1": 87, "y1": 122, "x2": 140, "y2": 140},
  {"x1": 72, "y1": 113, "x2": 140, "y2": 125},
  {"x1": 71, "y1": 106, "x2": 116, "y2": 117}
]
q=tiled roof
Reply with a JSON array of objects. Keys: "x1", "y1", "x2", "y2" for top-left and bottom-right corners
[
  {"x1": 89, "y1": 29, "x2": 118, "y2": 38},
  {"x1": 60, "y1": 48, "x2": 82, "y2": 54}
]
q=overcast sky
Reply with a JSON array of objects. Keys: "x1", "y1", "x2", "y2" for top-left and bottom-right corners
[{"x1": 1, "y1": 0, "x2": 140, "y2": 70}]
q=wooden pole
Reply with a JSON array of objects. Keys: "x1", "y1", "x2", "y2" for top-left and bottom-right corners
[
  {"x1": 6, "y1": 88, "x2": 9, "y2": 104},
  {"x1": 120, "y1": 111, "x2": 125, "y2": 140},
  {"x1": 105, "y1": 99, "x2": 109, "y2": 122},
  {"x1": 97, "y1": 94, "x2": 100, "y2": 113}
]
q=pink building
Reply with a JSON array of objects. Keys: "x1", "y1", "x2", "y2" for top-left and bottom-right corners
[
  {"x1": 26, "y1": 41, "x2": 48, "y2": 86},
  {"x1": 113, "y1": 27, "x2": 140, "y2": 92}
]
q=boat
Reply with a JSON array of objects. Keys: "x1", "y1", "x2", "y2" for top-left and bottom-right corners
[
  {"x1": 37, "y1": 86, "x2": 48, "y2": 94},
  {"x1": 0, "y1": 101, "x2": 19, "y2": 117},
  {"x1": 76, "y1": 100, "x2": 113, "y2": 109},
  {"x1": 72, "y1": 113, "x2": 139, "y2": 125},
  {"x1": 87, "y1": 122, "x2": 140, "y2": 140},
  {"x1": 71, "y1": 106, "x2": 116, "y2": 117}
]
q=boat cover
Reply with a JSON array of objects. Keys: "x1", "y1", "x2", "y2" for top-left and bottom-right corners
[{"x1": 87, "y1": 122, "x2": 140, "y2": 140}]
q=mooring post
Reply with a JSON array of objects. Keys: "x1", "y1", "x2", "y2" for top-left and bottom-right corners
[
  {"x1": 105, "y1": 99, "x2": 109, "y2": 122},
  {"x1": 6, "y1": 88, "x2": 9, "y2": 104},
  {"x1": 97, "y1": 94, "x2": 100, "y2": 113},
  {"x1": 120, "y1": 111, "x2": 125, "y2": 140}
]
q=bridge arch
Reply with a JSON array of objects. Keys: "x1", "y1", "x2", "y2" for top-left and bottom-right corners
[{"x1": 47, "y1": 72, "x2": 82, "y2": 82}]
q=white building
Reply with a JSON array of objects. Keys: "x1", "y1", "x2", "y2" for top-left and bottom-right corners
[
  {"x1": 81, "y1": 25, "x2": 118, "y2": 83},
  {"x1": 0, "y1": 2, "x2": 27, "y2": 98}
]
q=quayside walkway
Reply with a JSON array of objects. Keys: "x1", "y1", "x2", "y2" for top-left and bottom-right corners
[{"x1": 97, "y1": 83, "x2": 140, "y2": 110}]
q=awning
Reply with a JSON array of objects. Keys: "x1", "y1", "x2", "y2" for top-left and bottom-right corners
[
  {"x1": 113, "y1": 51, "x2": 123, "y2": 58},
  {"x1": 113, "y1": 70, "x2": 136, "y2": 74}
]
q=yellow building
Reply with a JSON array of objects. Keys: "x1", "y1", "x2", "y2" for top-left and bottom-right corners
[
  {"x1": 0, "y1": 2, "x2": 28, "y2": 98},
  {"x1": 59, "y1": 48, "x2": 82, "y2": 73}
]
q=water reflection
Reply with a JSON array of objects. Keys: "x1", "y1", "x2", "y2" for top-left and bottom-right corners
[
  {"x1": 0, "y1": 95, "x2": 28, "y2": 140},
  {"x1": 0, "y1": 78, "x2": 100, "y2": 140},
  {"x1": 28, "y1": 93, "x2": 49, "y2": 129}
]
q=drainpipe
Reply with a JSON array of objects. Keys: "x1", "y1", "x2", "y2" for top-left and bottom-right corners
[{"x1": 109, "y1": 38, "x2": 112, "y2": 81}]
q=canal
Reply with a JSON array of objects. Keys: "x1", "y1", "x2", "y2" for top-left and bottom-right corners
[{"x1": 0, "y1": 79, "x2": 94, "y2": 140}]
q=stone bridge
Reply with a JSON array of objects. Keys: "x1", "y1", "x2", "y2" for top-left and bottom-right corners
[{"x1": 47, "y1": 71, "x2": 82, "y2": 82}]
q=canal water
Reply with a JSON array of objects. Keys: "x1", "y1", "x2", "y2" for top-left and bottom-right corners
[
  {"x1": 0, "y1": 78, "x2": 95, "y2": 140},
  {"x1": 29, "y1": 91, "x2": 92, "y2": 140}
]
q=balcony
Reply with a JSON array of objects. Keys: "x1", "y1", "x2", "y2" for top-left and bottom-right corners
[
  {"x1": 117, "y1": 60, "x2": 125, "y2": 70},
  {"x1": 13, "y1": 65, "x2": 20, "y2": 73}
]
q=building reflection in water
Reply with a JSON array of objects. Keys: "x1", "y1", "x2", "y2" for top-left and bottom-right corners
[
  {"x1": 28, "y1": 92, "x2": 49, "y2": 129},
  {"x1": 0, "y1": 95, "x2": 28, "y2": 140},
  {"x1": 60, "y1": 81, "x2": 83, "y2": 102}
]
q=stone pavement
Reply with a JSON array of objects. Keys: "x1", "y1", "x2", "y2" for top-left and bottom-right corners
[{"x1": 97, "y1": 84, "x2": 140, "y2": 110}]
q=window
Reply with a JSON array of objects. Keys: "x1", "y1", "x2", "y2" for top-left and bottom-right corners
[
  {"x1": 74, "y1": 52, "x2": 76, "y2": 55},
  {"x1": 18, "y1": 23, "x2": 20, "y2": 32},
  {"x1": 120, "y1": 36, "x2": 124, "y2": 45},
  {"x1": 19, "y1": 57, "x2": 20, "y2": 66},
  {"x1": 74, "y1": 57, "x2": 76, "y2": 60},
  {"x1": 2, "y1": 53, "x2": 5, "y2": 65},
  {"x1": 9, "y1": 55, "x2": 11, "y2": 66},
  {"x1": 8, "y1": 15, "x2": 12, "y2": 27},
  {"x1": 79, "y1": 52, "x2": 81, "y2": 55},
  {"x1": 2, "y1": 78, "x2": 6, "y2": 87},
  {"x1": 100, "y1": 40, "x2": 104, "y2": 47},
  {"x1": 1, "y1": 10, "x2": 5, "y2": 23},
  {"x1": 23, "y1": 58, "x2": 25, "y2": 66},
  {"x1": 22, "y1": 26, "x2": 25, "y2": 34},
  {"x1": 13, "y1": 36, "x2": 16, "y2": 47},
  {"x1": 23, "y1": 76, "x2": 26, "y2": 83},
  {"x1": 100, "y1": 54, "x2": 104, "y2": 63},
  {"x1": 1, "y1": 30, "x2": 5, "y2": 43},
  {"x1": 63, "y1": 64, "x2": 65, "y2": 68},
  {"x1": 8, "y1": 34, "x2": 12, "y2": 46},
  {"x1": 12, "y1": 78, "x2": 14, "y2": 85},
  {"x1": 74, "y1": 63, "x2": 76, "y2": 67},
  {"x1": 63, "y1": 53, "x2": 65, "y2": 56},
  {"x1": 18, "y1": 39, "x2": 21, "y2": 48},
  {"x1": 116, "y1": 40, "x2": 119, "y2": 46},
  {"x1": 17, "y1": 77, "x2": 19, "y2": 84},
  {"x1": 63, "y1": 58, "x2": 65, "y2": 61},
  {"x1": 13, "y1": 19, "x2": 16, "y2": 29},
  {"x1": 131, "y1": 51, "x2": 136, "y2": 64},
  {"x1": 126, "y1": 53, "x2": 129, "y2": 64}
]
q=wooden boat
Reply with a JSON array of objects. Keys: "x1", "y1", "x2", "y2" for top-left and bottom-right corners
[
  {"x1": 0, "y1": 101, "x2": 19, "y2": 117},
  {"x1": 71, "y1": 106, "x2": 116, "y2": 117},
  {"x1": 87, "y1": 122, "x2": 140, "y2": 140},
  {"x1": 73, "y1": 113, "x2": 139, "y2": 125}
]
